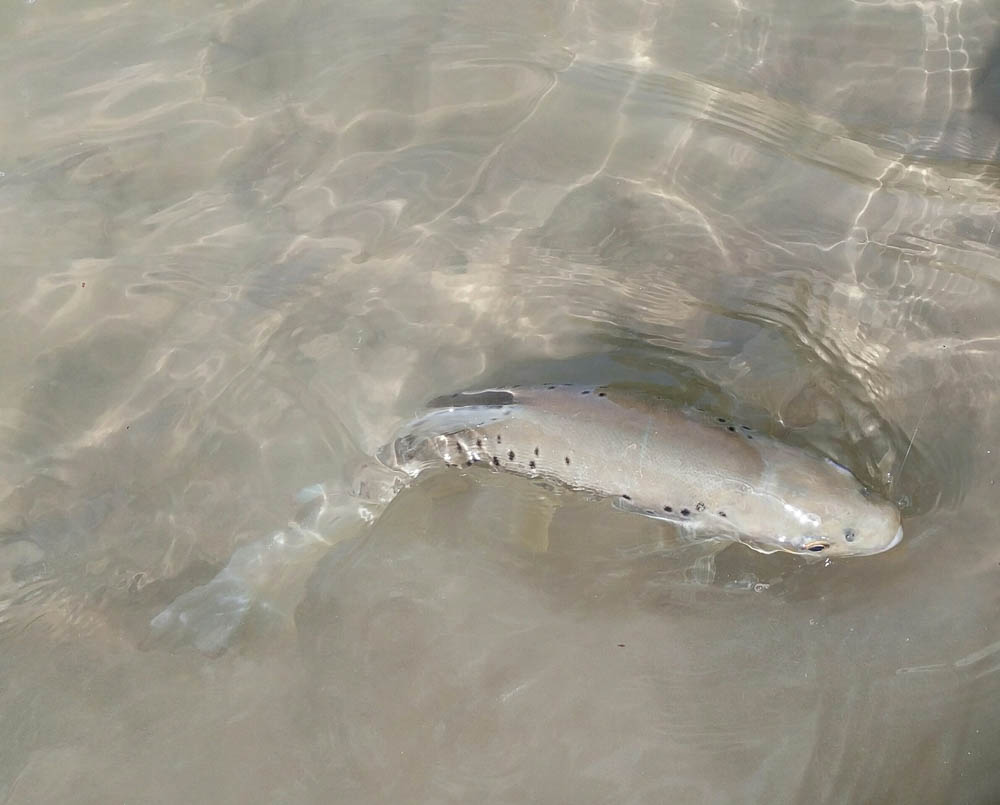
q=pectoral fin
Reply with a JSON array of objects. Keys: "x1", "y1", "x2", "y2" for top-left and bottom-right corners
[{"x1": 514, "y1": 495, "x2": 556, "y2": 554}]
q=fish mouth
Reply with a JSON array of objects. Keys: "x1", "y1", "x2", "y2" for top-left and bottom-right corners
[
  {"x1": 883, "y1": 524, "x2": 904, "y2": 552},
  {"x1": 851, "y1": 524, "x2": 904, "y2": 556}
]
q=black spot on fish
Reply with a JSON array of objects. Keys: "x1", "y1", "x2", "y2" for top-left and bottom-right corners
[
  {"x1": 741, "y1": 425, "x2": 751, "y2": 431},
  {"x1": 547, "y1": 385, "x2": 556, "y2": 389},
  {"x1": 664, "y1": 505, "x2": 673, "y2": 513},
  {"x1": 529, "y1": 460, "x2": 536, "y2": 469},
  {"x1": 717, "y1": 417, "x2": 726, "y2": 423},
  {"x1": 492, "y1": 456, "x2": 500, "y2": 467},
  {"x1": 719, "y1": 511, "x2": 727, "y2": 517},
  {"x1": 496, "y1": 434, "x2": 502, "y2": 444},
  {"x1": 534, "y1": 446, "x2": 539, "y2": 456},
  {"x1": 727, "y1": 426, "x2": 736, "y2": 432},
  {"x1": 680, "y1": 508, "x2": 690, "y2": 516},
  {"x1": 747, "y1": 435, "x2": 754, "y2": 440},
  {"x1": 581, "y1": 390, "x2": 590, "y2": 395},
  {"x1": 598, "y1": 392, "x2": 606, "y2": 397},
  {"x1": 622, "y1": 494, "x2": 632, "y2": 501},
  {"x1": 695, "y1": 502, "x2": 705, "y2": 512},
  {"x1": 564, "y1": 456, "x2": 571, "y2": 465},
  {"x1": 508, "y1": 450, "x2": 515, "y2": 461},
  {"x1": 476, "y1": 439, "x2": 483, "y2": 448}
]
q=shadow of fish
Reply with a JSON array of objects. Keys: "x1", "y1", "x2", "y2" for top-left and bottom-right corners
[{"x1": 382, "y1": 384, "x2": 902, "y2": 558}]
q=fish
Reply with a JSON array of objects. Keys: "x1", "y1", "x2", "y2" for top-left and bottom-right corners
[
  {"x1": 380, "y1": 384, "x2": 903, "y2": 558},
  {"x1": 151, "y1": 381, "x2": 904, "y2": 656}
]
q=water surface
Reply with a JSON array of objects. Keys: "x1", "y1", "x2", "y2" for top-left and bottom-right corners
[{"x1": 2, "y1": 0, "x2": 1000, "y2": 802}]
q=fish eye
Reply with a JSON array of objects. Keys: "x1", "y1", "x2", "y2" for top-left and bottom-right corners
[
  {"x1": 844, "y1": 529, "x2": 856, "y2": 542},
  {"x1": 804, "y1": 541, "x2": 829, "y2": 552}
]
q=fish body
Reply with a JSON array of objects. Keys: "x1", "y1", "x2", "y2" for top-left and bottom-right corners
[{"x1": 381, "y1": 384, "x2": 902, "y2": 557}]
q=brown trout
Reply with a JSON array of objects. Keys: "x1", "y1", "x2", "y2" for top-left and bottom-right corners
[
  {"x1": 151, "y1": 382, "x2": 904, "y2": 655},
  {"x1": 381, "y1": 384, "x2": 903, "y2": 557}
]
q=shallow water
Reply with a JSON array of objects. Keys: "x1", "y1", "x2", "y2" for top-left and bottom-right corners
[{"x1": 3, "y1": 0, "x2": 1000, "y2": 801}]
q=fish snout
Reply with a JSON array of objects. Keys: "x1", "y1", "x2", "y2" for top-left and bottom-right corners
[{"x1": 879, "y1": 525, "x2": 904, "y2": 553}]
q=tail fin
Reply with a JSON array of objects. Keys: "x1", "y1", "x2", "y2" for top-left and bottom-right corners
[{"x1": 148, "y1": 488, "x2": 374, "y2": 656}]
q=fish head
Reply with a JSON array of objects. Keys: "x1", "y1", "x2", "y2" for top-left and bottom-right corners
[
  {"x1": 742, "y1": 456, "x2": 903, "y2": 558},
  {"x1": 777, "y1": 497, "x2": 902, "y2": 558}
]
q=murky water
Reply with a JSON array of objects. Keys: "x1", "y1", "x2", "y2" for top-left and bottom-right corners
[{"x1": 3, "y1": 0, "x2": 1000, "y2": 801}]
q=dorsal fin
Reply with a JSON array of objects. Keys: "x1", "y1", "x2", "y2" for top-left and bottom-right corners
[{"x1": 426, "y1": 390, "x2": 516, "y2": 408}]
